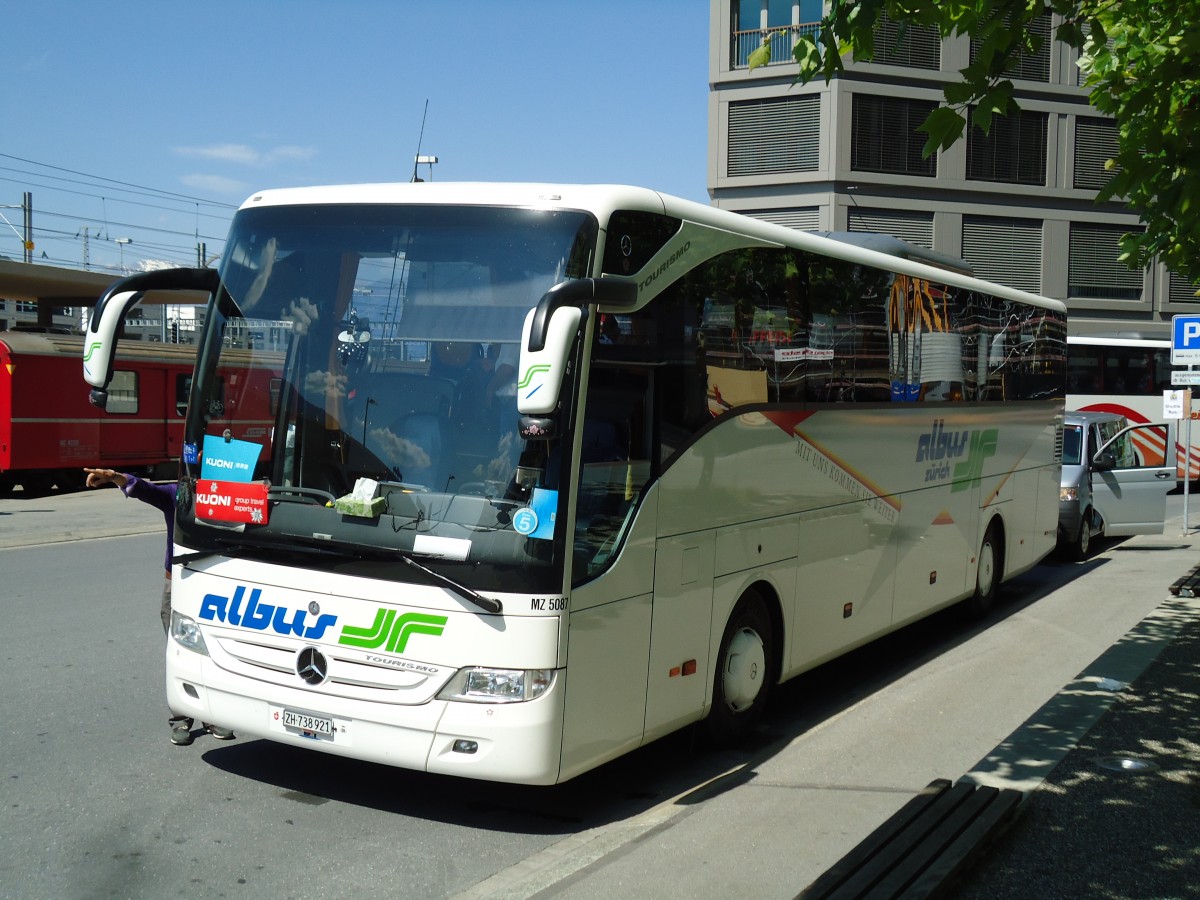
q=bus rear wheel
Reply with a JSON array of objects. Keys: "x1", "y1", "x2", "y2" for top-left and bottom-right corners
[
  {"x1": 964, "y1": 521, "x2": 1003, "y2": 618},
  {"x1": 704, "y1": 591, "x2": 775, "y2": 747}
]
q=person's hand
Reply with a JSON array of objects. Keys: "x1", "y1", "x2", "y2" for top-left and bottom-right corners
[{"x1": 83, "y1": 468, "x2": 129, "y2": 489}]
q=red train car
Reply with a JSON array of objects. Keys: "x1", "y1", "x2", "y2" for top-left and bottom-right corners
[{"x1": 0, "y1": 331, "x2": 195, "y2": 493}]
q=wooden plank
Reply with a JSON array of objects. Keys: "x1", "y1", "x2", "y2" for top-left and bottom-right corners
[
  {"x1": 828, "y1": 783, "x2": 976, "y2": 899},
  {"x1": 798, "y1": 780, "x2": 953, "y2": 899},
  {"x1": 902, "y1": 787, "x2": 1023, "y2": 898},
  {"x1": 797, "y1": 779, "x2": 1024, "y2": 900},
  {"x1": 801, "y1": 780, "x2": 977, "y2": 899},
  {"x1": 865, "y1": 785, "x2": 1000, "y2": 899}
]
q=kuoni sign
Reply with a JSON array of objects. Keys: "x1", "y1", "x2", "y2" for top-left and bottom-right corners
[
  {"x1": 200, "y1": 436, "x2": 262, "y2": 483},
  {"x1": 195, "y1": 480, "x2": 270, "y2": 525}
]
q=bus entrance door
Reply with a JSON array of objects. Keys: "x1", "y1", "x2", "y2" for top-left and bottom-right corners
[{"x1": 645, "y1": 532, "x2": 715, "y2": 742}]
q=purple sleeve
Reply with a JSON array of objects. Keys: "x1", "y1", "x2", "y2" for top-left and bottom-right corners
[{"x1": 121, "y1": 475, "x2": 177, "y2": 572}]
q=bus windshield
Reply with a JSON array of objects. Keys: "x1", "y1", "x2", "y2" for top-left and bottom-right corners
[{"x1": 177, "y1": 203, "x2": 597, "y2": 592}]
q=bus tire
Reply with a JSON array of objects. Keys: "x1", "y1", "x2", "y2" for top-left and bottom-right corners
[
  {"x1": 964, "y1": 521, "x2": 1003, "y2": 618},
  {"x1": 704, "y1": 590, "x2": 775, "y2": 747}
]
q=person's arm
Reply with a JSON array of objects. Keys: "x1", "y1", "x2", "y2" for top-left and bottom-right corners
[
  {"x1": 121, "y1": 474, "x2": 177, "y2": 517},
  {"x1": 84, "y1": 468, "x2": 176, "y2": 574}
]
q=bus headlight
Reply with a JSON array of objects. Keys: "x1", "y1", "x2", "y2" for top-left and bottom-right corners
[
  {"x1": 1060, "y1": 486, "x2": 1079, "y2": 502},
  {"x1": 170, "y1": 611, "x2": 210, "y2": 656},
  {"x1": 437, "y1": 667, "x2": 554, "y2": 703}
]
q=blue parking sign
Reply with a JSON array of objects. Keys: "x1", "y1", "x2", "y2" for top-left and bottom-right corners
[{"x1": 1172, "y1": 315, "x2": 1200, "y2": 364}]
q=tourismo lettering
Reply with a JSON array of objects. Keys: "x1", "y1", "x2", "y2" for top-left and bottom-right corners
[
  {"x1": 639, "y1": 241, "x2": 691, "y2": 292},
  {"x1": 199, "y1": 585, "x2": 337, "y2": 639}
]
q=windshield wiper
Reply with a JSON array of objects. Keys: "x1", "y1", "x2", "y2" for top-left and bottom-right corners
[
  {"x1": 172, "y1": 542, "x2": 271, "y2": 566},
  {"x1": 172, "y1": 535, "x2": 344, "y2": 567},
  {"x1": 392, "y1": 551, "x2": 503, "y2": 614},
  {"x1": 268, "y1": 486, "x2": 337, "y2": 506}
]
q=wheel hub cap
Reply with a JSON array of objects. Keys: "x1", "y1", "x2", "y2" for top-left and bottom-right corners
[{"x1": 723, "y1": 627, "x2": 766, "y2": 712}]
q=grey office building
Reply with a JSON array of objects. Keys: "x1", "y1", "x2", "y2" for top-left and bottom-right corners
[{"x1": 708, "y1": 0, "x2": 1198, "y2": 337}]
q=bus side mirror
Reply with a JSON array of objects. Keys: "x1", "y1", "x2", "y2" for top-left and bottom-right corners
[
  {"x1": 84, "y1": 267, "x2": 219, "y2": 408},
  {"x1": 517, "y1": 278, "x2": 636, "y2": 421},
  {"x1": 517, "y1": 303, "x2": 581, "y2": 418},
  {"x1": 1091, "y1": 450, "x2": 1116, "y2": 472},
  {"x1": 85, "y1": 285, "x2": 143, "y2": 409}
]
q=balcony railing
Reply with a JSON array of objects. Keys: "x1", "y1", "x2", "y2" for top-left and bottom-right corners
[{"x1": 731, "y1": 24, "x2": 820, "y2": 69}]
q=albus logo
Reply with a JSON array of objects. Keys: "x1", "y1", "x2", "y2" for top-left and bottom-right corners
[{"x1": 915, "y1": 419, "x2": 998, "y2": 489}]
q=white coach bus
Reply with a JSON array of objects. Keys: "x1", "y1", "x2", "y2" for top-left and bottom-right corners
[
  {"x1": 83, "y1": 183, "x2": 1066, "y2": 785},
  {"x1": 1065, "y1": 333, "x2": 1197, "y2": 479}
]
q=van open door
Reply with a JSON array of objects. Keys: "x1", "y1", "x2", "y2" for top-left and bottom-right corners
[{"x1": 1090, "y1": 422, "x2": 1174, "y2": 535}]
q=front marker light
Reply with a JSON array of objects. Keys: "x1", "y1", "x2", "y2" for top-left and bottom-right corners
[
  {"x1": 437, "y1": 667, "x2": 554, "y2": 703},
  {"x1": 170, "y1": 611, "x2": 210, "y2": 656},
  {"x1": 1060, "y1": 486, "x2": 1079, "y2": 502}
]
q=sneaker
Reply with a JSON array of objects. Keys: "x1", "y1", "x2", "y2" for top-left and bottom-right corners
[
  {"x1": 205, "y1": 723, "x2": 235, "y2": 740},
  {"x1": 170, "y1": 719, "x2": 194, "y2": 746}
]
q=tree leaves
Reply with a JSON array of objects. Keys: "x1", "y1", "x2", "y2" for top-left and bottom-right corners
[
  {"x1": 779, "y1": 0, "x2": 1199, "y2": 283},
  {"x1": 918, "y1": 107, "x2": 966, "y2": 156}
]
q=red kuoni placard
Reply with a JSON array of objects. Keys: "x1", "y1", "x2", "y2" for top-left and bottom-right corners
[{"x1": 194, "y1": 480, "x2": 270, "y2": 525}]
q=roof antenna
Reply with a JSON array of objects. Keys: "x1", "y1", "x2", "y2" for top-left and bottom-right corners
[{"x1": 411, "y1": 100, "x2": 429, "y2": 183}]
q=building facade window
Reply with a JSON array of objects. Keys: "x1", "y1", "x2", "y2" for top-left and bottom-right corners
[
  {"x1": 847, "y1": 209, "x2": 934, "y2": 248},
  {"x1": 966, "y1": 109, "x2": 1048, "y2": 185},
  {"x1": 1068, "y1": 223, "x2": 1145, "y2": 300},
  {"x1": 732, "y1": 0, "x2": 823, "y2": 68},
  {"x1": 851, "y1": 96, "x2": 938, "y2": 176},
  {"x1": 1074, "y1": 116, "x2": 1119, "y2": 190},
  {"x1": 970, "y1": 13, "x2": 1050, "y2": 82},
  {"x1": 962, "y1": 216, "x2": 1043, "y2": 293},
  {"x1": 745, "y1": 208, "x2": 821, "y2": 230},
  {"x1": 870, "y1": 15, "x2": 941, "y2": 69},
  {"x1": 1168, "y1": 272, "x2": 1200, "y2": 304},
  {"x1": 728, "y1": 95, "x2": 821, "y2": 176}
]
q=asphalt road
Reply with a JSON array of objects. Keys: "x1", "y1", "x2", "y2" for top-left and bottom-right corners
[{"x1": 2, "y1": 487, "x2": 1196, "y2": 898}]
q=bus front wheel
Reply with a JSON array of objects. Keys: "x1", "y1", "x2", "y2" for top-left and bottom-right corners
[{"x1": 704, "y1": 591, "x2": 775, "y2": 747}]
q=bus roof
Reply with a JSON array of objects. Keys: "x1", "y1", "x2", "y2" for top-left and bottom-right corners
[
  {"x1": 236, "y1": 182, "x2": 1066, "y2": 315},
  {"x1": 810, "y1": 231, "x2": 974, "y2": 276}
]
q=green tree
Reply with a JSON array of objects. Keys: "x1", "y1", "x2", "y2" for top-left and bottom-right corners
[{"x1": 749, "y1": 0, "x2": 1199, "y2": 285}]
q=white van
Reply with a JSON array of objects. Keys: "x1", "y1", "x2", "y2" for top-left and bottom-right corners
[{"x1": 1058, "y1": 410, "x2": 1175, "y2": 559}]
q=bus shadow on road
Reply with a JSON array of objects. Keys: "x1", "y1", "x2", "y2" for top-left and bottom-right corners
[{"x1": 198, "y1": 721, "x2": 733, "y2": 836}]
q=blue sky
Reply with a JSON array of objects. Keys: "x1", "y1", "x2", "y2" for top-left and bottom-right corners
[{"x1": 4, "y1": 1, "x2": 710, "y2": 274}]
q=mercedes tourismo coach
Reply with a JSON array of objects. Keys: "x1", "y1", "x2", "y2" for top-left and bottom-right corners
[{"x1": 83, "y1": 183, "x2": 1066, "y2": 784}]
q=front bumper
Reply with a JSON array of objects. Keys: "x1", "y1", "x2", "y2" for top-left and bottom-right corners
[{"x1": 165, "y1": 641, "x2": 567, "y2": 785}]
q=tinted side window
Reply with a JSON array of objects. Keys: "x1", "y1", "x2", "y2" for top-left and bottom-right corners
[
  {"x1": 682, "y1": 247, "x2": 893, "y2": 406},
  {"x1": 1062, "y1": 425, "x2": 1083, "y2": 465},
  {"x1": 601, "y1": 211, "x2": 682, "y2": 277}
]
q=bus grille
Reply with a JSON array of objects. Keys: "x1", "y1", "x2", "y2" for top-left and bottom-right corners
[{"x1": 209, "y1": 632, "x2": 455, "y2": 704}]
